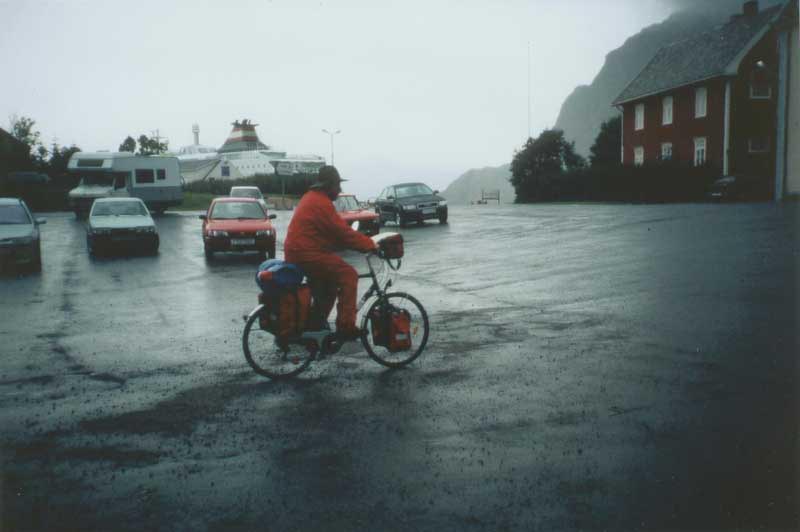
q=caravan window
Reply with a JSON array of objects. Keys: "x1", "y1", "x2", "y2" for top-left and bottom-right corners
[
  {"x1": 135, "y1": 169, "x2": 155, "y2": 184},
  {"x1": 157, "y1": 169, "x2": 166, "y2": 180}
]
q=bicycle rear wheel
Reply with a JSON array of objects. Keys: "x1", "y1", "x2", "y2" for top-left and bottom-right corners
[
  {"x1": 360, "y1": 292, "x2": 429, "y2": 368},
  {"x1": 243, "y1": 310, "x2": 315, "y2": 379}
]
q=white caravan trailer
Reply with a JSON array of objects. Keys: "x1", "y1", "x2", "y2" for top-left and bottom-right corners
[{"x1": 67, "y1": 152, "x2": 183, "y2": 217}]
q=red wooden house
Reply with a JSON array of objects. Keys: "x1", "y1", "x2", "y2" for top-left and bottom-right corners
[{"x1": 612, "y1": 1, "x2": 798, "y2": 200}]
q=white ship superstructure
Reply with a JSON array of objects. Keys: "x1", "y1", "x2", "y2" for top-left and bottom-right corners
[{"x1": 178, "y1": 119, "x2": 326, "y2": 182}]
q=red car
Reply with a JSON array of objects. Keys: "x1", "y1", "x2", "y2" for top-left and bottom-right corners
[
  {"x1": 334, "y1": 194, "x2": 379, "y2": 236},
  {"x1": 200, "y1": 197, "x2": 277, "y2": 260}
]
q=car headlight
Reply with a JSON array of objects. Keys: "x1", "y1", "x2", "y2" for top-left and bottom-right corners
[
  {"x1": 208, "y1": 230, "x2": 228, "y2": 237},
  {"x1": 90, "y1": 228, "x2": 111, "y2": 235},
  {"x1": 438, "y1": 200, "x2": 447, "y2": 207},
  {"x1": 256, "y1": 229, "x2": 273, "y2": 237},
  {"x1": 402, "y1": 204, "x2": 417, "y2": 211},
  {"x1": 135, "y1": 226, "x2": 156, "y2": 234}
]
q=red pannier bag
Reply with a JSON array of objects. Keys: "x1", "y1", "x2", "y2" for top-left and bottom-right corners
[
  {"x1": 378, "y1": 233, "x2": 404, "y2": 259},
  {"x1": 369, "y1": 305, "x2": 412, "y2": 352},
  {"x1": 258, "y1": 285, "x2": 311, "y2": 338}
]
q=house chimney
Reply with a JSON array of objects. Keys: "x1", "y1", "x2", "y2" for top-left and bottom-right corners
[
  {"x1": 192, "y1": 124, "x2": 199, "y2": 146},
  {"x1": 743, "y1": 0, "x2": 758, "y2": 17}
]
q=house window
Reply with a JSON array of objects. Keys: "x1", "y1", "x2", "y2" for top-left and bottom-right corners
[
  {"x1": 693, "y1": 137, "x2": 707, "y2": 166},
  {"x1": 156, "y1": 169, "x2": 166, "y2": 180},
  {"x1": 635, "y1": 103, "x2": 645, "y2": 130},
  {"x1": 634, "y1": 146, "x2": 644, "y2": 166},
  {"x1": 661, "y1": 142, "x2": 673, "y2": 160},
  {"x1": 750, "y1": 68, "x2": 771, "y2": 99},
  {"x1": 662, "y1": 96, "x2": 673, "y2": 125},
  {"x1": 221, "y1": 165, "x2": 230, "y2": 177},
  {"x1": 748, "y1": 136, "x2": 770, "y2": 153},
  {"x1": 695, "y1": 87, "x2": 707, "y2": 118},
  {"x1": 135, "y1": 169, "x2": 154, "y2": 184}
]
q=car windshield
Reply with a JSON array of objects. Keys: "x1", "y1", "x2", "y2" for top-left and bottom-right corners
[
  {"x1": 92, "y1": 201, "x2": 148, "y2": 216},
  {"x1": 334, "y1": 196, "x2": 359, "y2": 211},
  {"x1": 231, "y1": 188, "x2": 262, "y2": 199},
  {"x1": 80, "y1": 173, "x2": 115, "y2": 187},
  {"x1": 211, "y1": 201, "x2": 265, "y2": 220},
  {"x1": 395, "y1": 184, "x2": 434, "y2": 198},
  {"x1": 0, "y1": 204, "x2": 32, "y2": 225}
]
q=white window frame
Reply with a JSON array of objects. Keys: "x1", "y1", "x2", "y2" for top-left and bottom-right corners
[
  {"x1": 634, "y1": 146, "x2": 644, "y2": 166},
  {"x1": 693, "y1": 137, "x2": 707, "y2": 166},
  {"x1": 635, "y1": 103, "x2": 645, "y2": 130},
  {"x1": 695, "y1": 87, "x2": 707, "y2": 118},
  {"x1": 661, "y1": 142, "x2": 673, "y2": 160},
  {"x1": 748, "y1": 136, "x2": 770, "y2": 153},
  {"x1": 662, "y1": 96, "x2": 673, "y2": 125}
]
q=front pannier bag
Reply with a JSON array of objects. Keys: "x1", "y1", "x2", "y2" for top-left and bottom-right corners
[{"x1": 369, "y1": 305, "x2": 412, "y2": 352}]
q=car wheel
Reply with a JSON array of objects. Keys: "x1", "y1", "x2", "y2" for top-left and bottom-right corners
[
  {"x1": 32, "y1": 244, "x2": 42, "y2": 273},
  {"x1": 395, "y1": 212, "x2": 406, "y2": 228},
  {"x1": 376, "y1": 210, "x2": 385, "y2": 227},
  {"x1": 438, "y1": 214, "x2": 448, "y2": 224},
  {"x1": 266, "y1": 243, "x2": 276, "y2": 260},
  {"x1": 204, "y1": 247, "x2": 214, "y2": 260},
  {"x1": 150, "y1": 237, "x2": 160, "y2": 256}
]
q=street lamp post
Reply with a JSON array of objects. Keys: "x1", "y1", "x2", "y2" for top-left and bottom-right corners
[{"x1": 322, "y1": 129, "x2": 341, "y2": 166}]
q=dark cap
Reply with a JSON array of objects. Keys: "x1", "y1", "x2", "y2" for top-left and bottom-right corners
[{"x1": 309, "y1": 165, "x2": 347, "y2": 189}]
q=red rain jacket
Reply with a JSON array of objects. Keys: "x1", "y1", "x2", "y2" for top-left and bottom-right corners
[{"x1": 284, "y1": 190, "x2": 376, "y2": 260}]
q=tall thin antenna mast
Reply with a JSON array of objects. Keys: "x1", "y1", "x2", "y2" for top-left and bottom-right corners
[{"x1": 527, "y1": 41, "x2": 531, "y2": 140}]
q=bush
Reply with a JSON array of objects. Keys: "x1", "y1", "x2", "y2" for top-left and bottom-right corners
[
  {"x1": 183, "y1": 173, "x2": 317, "y2": 197},
  {"x1": 514, "y1": 161, "x2": 720, "y2": 203}
]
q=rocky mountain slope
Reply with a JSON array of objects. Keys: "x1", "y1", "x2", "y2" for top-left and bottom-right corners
[{"x1": 441, "y1": 164, "x2": 514, "y2": 205}]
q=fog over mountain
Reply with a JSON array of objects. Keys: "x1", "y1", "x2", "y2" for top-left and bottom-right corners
[{"x1": 442, "y1": 0, "x2": 784, "y2": 204}]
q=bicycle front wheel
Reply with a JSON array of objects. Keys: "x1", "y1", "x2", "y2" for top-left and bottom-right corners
[
  {"x1": 361, "y1": 292, "x2": 429, "y2": 368},
  {"x1": 243, "y1": 310, "x2": 314, "y2": 379}
]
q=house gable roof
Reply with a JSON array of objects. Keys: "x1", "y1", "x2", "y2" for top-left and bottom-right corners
[{"x1": 613, "y1": 3, "x2": 785, "y2": 105}]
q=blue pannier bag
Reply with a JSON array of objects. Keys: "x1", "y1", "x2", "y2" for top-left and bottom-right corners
[{"x1": 255, "y1": 259, "x2": 305, "y2": 297}]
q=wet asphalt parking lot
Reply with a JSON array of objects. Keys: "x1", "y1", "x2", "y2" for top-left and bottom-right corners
[{"x1": 1, "y1": 202, "x2": 798, "y2": 532}]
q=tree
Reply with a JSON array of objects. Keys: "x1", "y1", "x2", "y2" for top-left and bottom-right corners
[
  {"x1": 9, "y1": 115, "x2": 41, "y2": 148},
  {"x1": 510, "y1": 129, "x2": 585, "y2": 202},
  {"x1": 119, "y1": 136, "x2": 136, "y2": 153},
  {"x1": 137, "y1": 134, "x2": 168, "y2": 155},
  {"x1": 49, "y1": 143, "x2": 81, "y2": 176},
  {"x1": 8, "y1": 115, "x2": 49, "y2": 170},
  {"x1": 589, "y1": 116, "x2": 621, "y2": 168}
]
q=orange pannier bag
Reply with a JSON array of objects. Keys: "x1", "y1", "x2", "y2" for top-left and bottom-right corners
[
  {"x1": 258, "y1": 285, "x2": 311, "y2": 338},
  {"x1": 369, "y1": 305, "x2": 412, "y2": 352}
]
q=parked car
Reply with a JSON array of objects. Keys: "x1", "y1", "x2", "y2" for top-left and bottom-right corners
[
  {"x1": 0, "y1": 197, "x2": 45, "y2": 272},
  {"x1": 86, "y1": 197, "x2": 159, "y2": 256},
  {"x1": 230, "y1": 186, "x2": 269, "y2": 210},
  {"x1": 707, "y1": 175, "x2": 771, "y2": 202},
  {"x1": 334, "y1": 194, "x2": 380, "y2": 236},
  {"x1": 200, "y1": 197, "x2": 277, "y2": 260},
  {"x1": 375, "y1": 182, "x2": 447, "y2": 227}
]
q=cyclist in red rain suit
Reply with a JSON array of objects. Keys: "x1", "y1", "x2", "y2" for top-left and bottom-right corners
[{"x1": 284, "y1": 166, "x2": 377, "y2": 341}]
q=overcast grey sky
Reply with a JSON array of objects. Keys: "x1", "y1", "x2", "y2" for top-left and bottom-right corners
[{"x1": 1, "y1": 0, "x2": 677, "y2": 198}]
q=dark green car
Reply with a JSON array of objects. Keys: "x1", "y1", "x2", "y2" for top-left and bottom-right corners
[
  {"x1": 375, "y1": 182, "x2": 448, "y2": 227},
  {"x1": 0, "y1": 197, "x2": 45, "y2": 272}
]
